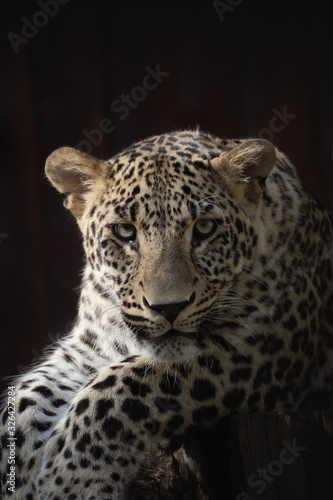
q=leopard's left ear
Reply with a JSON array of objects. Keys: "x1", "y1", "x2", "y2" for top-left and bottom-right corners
[
  {"x1": 211, "y1": 139, "x2": 276, "y2": 202},
  {"x1": 45, "y1": 147, "x2": 108, "y2": 218}
]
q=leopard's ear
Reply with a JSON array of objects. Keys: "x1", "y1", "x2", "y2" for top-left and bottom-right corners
[
  {"x1": 211, "y1": 139, "x2": 276, "y2": 202},
  {"x1": 45, "y1": 147, "x2": 107, "y2": 218}
]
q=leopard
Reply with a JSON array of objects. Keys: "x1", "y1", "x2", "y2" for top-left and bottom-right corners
[{"x1": 1, "y1": 129, "x2": 333, "y2": 500}]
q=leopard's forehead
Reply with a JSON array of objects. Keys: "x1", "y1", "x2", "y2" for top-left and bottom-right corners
[
  {"x1": 99, "y1": 131, "x2": 236, "y2": 223},
  {"x1": 107, "y1": 130, "x2": 238, "y2": 173}
]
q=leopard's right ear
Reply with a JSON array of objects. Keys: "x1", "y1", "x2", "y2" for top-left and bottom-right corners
[{"x1": 45, "y1": 147, "x2": 108, "y2": 218}]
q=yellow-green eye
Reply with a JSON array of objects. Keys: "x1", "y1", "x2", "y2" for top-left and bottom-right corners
[
  {"x1": 193, "y1": 219, "x2": 217, "y2": 239},
  {"x1": 113, "y1": 223, "x2": 137, "y2": 242}
]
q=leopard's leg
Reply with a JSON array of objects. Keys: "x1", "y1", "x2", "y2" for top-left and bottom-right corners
[
  {"x1": 36, "y1": 357, "x2": 222, "y2": 500},
  {"x1": 0, "y1": 345, "x2": 100, "y2": 499}
]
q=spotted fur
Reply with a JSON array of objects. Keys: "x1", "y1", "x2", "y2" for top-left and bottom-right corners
[{"x1": 1, "y1": 130, "x2": 333, "y2": 499}]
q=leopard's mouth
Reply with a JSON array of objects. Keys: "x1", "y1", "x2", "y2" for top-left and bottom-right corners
[
  {"x1": 126, "y1": 314, "x2": 217, "y2": 341},
  {"x1": 156, "y1": 329, "x2": 193, "y2": 340},
  {"x1": 135, "y1": 327, "x2": 194, "y2": 341}
]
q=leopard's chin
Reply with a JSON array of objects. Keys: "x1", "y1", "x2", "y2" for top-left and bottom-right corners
[{"x1": 136, "y1": 328, "x2": 207, "y2": 364}]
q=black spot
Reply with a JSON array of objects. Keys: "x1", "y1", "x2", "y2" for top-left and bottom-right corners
[
  {"x1": 15, "y1": 430, "x2": 25, "y2": 448},
  {"x1": 167, "y1": 414, "x2": 184, "y2": 429},
  {"x1": 117, "y1": 457, "x2": 129, "y2": 467},
  {"x1": 223, "y1": 388, "x2": 246, "y2": 410},
  {"x1": 260, "y1": 335, "x2": 284, "y2": 355},
  {"x1": 72, "y1": 424, "x2": 79, "y2": 439},
  {"x1": 58, "y1": 384, "x2": 73, "y2": 391},
  {"x1": 172, "y1": 363, "x2": 192, "y2": 378},
  {"x1": 286, "y1": 360, "x2": 304, "y2": 383},
  {"x1": 80, "y1": 458, "x2": 90, "y2": 468},
  {"x1": 90, "y1": 445, "x2": 103, "y2": 459},
  {"x1": 253, "y1": 361, "x2": 273, "y2": 389},
  {"x1": 259, "y1": 255, "x2": 267, "y2": 266},
  {"x1": 244, "y1": 305, "x2": 258, "y2": 314},
  {"x1": 305, "y1": 341, "x2": 314, "y2": 358},
  {"x1": 121, "y1": 430, "x2": 136, "y2": 445},
  {"x1": 247, "y1": 392, "x2": 261, "y2": 409},
  {"x1": 190, "y1": 379, "x2": 216, "y2": 401},
  {"x1": 41, "y1": 408, "x2": 56, "y2": 417},
  {"x1": 197, "y1": 355, "x2": 223, "y2": 375},
  {"x1": 75, "y1": 398, "x2": 90, "y2": 416},
  {"x1": 182, "y1": 185, "x2": 191, "y2": 195},
  {"x1": 31, "y1": 420, "x2": 52, "y2": 432},
  {"x1": 154, "y1": 397, "x2": 181, "y2": 413},
  {"x1": 245, "y1": 334, "x2": 265, "y2": 346},
  {"x1": 1, "y1": 409, "x2": 8, "y2": 425},
  {"x1": 159, "y1": 375, "x2": 182, "y2": 396},
  {"x1": 121, "y1": 398, "x2": 150, "y2": 422},
  {"x1": 123, "y1": 377, "x2": 151, "y2": 397},
  {"x1": 144, "y1": 420, "x2": 160, "y2": 435},
  {"x1": 95, "y1": 399, "x2": 115, "y2": 420},
  {"x1": 132, "y1": 365, "x2": 156, "y2": 378},
  {"x1": 113, "y1": 341, "x2": 129, "y2": 356},
  {"x1": 57, "y1": 437, "x2": 65, "y2": 453},
  {"x1": 130, "y1": 202, "x2": 139, "y2": 222},
  {"x1": 235, "y1": 218, "x2": 243, "y2": 233},
  {"x1": 92, "y1": 375, "x2": 117, "y2": 390},
  {"x1": 230, "y1": 367, "x2": 252, "y2": 383},
  {"x1": 28, "y1": 457, "x2": 35, "y2": 470},
  {"x1": 211, "y1": 334, "x2": 236, "y2": 351},
  {"x1": 18, "y1": 398, "x2": 36, "y2": 413},
  {"x1": 283, "y1": 315, "x2": 298, "y2": 331},
  {"x1": 192, "y1": 405, "x2": 218, "y2": 423},
  {"x1": 122, "y1": 355, "x2": 139, "y2": 363},
  {"x1": 277, "y1": 356, "x2": 291, "y2": 370},
  {"x1": 89, "y1": 206, "x2": 97, "y2": 218},
  {"x1": 297, "y1": 300, "x2": 308, "y2": 320},
  {"x1": 231, "y1": 353, "x2": 253, "y2": 364},
  {"x1": 264, "y1": 386, "x2": 281, "y2": 410},
  {"x1": 32, "y1": 386, "x2": 53, "y2": 398},
  {"x1": 137, "y1": 441, "x2": 145, "y2": 452},
  {"x1": 102, "y1": 417, "x2": 123, "y2": 440},
  {"x1": 64, "y1": 448, "x2": 72, "y2": 459},
  {"x1": 52, "y1": 399, "x2": 67, "y2": 408}
]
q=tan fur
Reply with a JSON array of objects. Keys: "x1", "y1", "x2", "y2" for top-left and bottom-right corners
[
  {"x1": 45, "y1": 147, "x2": 108, "y2": 217},
  {"x1": 211, "y1": 139, "x2": 276, "y2": 202}
]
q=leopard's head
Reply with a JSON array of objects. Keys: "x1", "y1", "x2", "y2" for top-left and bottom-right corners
[{"x1": 45, "y1": 131, "x2": 276, "y2": 361}]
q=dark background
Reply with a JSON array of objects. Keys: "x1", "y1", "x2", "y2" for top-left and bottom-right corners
[{"x1": 1, "y1": 0, "x2": 333, "y2": 389}]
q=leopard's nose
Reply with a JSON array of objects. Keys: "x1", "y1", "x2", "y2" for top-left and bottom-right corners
[{"x1": 143, "y1": 293, "x2": 196, "y2": 324}]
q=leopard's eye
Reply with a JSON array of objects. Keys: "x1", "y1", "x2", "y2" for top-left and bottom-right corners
[
  {"x1": 193, "y1": 219, "x2": 217, "y2": 239},
  {"x1": 112, "y1": 223, "x2": 137, "y2": 242}
]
